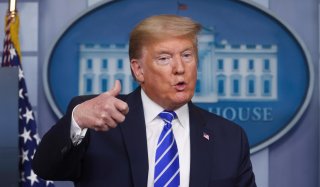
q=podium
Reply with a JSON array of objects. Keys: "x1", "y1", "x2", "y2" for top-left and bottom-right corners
[{"x1": 0, "y1": 67, "x2": 19, "y2": 186}]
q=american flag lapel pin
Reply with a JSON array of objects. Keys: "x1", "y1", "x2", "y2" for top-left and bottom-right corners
[{"x1": 203, "y1": 132, "x2": 210, "y2": 140}]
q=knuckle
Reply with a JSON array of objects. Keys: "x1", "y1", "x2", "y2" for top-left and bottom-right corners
[
  {"x1": 100, "y1": 112, "x2": 108, "y2": 120},
  {"x1": 103, "y1": 104, "x2": 114, "y2": 113}
]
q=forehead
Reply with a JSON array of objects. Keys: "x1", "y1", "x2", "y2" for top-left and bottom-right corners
[{"x1": 144, "y1": 37, "x2": 196, "y2": 54}]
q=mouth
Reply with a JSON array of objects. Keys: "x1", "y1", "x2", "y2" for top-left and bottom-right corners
[{"x1": 174, "y1": 81, "x2": 187, "y2": 91}]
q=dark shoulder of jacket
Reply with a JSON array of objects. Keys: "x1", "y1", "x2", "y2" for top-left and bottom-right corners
[{"x1": 189, "y1": 102, "x2": 243, "y2": 131}]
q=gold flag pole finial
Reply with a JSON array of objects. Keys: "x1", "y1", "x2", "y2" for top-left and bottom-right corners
[
  {"x1": 9, "y1": 0, "x2": 16, "y2": 12},
  {"x1": 8, "y1": 0, "x2": 17, "y2": 17},
  {"x1": 6, "y1": 0, "x2": 21, "y2": 60}
]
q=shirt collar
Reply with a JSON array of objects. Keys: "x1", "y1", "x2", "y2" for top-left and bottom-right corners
[{"x1": 141, "y1": 89, "x2": 189, "y2": 128}]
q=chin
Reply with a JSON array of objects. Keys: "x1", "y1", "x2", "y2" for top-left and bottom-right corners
[{"x1": 174, "y1": 94, "x2": 192, "y2": 105}]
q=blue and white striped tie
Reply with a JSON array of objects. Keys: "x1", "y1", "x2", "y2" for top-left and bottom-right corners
[{"x1": 154, "y1": 110, "x2": 180, "y2": 187}]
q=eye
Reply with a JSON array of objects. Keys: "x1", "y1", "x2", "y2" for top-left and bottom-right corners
[
  {"x1": 183, "y1": 53, "x2": 191, "y2": 58},
  {"x1": 182, "y1": 51, "x2": 194, "y2": 62},
  {"x1": 155, "y1": 54, "x2": 172, "y2": 65}
]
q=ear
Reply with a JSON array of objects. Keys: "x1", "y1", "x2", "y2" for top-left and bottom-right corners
[{"x1": 130, "y1": 59, "x2": 144, "y2": 83}]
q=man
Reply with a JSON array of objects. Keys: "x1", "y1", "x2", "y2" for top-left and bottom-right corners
[{"x1": 33, "y1": 14, "x2": 256, "y2": 187}]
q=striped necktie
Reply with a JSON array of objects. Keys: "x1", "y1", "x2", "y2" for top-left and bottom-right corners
[{"x1": 154, "y1": 110, "x2": 180, "y2": 187}]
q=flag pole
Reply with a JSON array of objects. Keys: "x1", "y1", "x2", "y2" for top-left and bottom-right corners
[
  {"x1": 9, "y1": 0, "x2": 17, "y2": 12},
  {"x1": 8, "y1": 0, "x2": 17, "y2": 17},
  {"x1": 4, "y1": 0, "x2": 21, "y2": 64}
]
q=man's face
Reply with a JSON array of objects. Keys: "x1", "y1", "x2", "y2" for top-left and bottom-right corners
[{"x1": 131, "y1": 37, "x2": 197, "y2": 110}]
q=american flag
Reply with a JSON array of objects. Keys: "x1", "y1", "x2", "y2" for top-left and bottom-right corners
[{"x1": 1, "y1": 11, "x2": 54, "y2": 187}]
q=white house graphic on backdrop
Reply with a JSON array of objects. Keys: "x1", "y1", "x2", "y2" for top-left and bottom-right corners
[{"x1": 78, "y1": 28, "x2": 278, "y2": 102}]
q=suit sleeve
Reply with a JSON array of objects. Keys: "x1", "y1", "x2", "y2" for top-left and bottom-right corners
[
  {"x1": 32, "y1": 96, "x2": 91, "y2": 181},
  {"x1": 237, "y1": 129, "x2": 257, "y2": 187}
]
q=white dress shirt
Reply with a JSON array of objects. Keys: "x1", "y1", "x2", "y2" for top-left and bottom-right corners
[
  {"x1": 141, "y1": 90, "x2": 190, "y2": 187},
  {"x1": 70, "y1": 90, "x2": 191, "y2": 186}
]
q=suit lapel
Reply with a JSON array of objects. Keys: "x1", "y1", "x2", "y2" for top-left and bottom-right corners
[
  {"x1": 189, "y1": 103, "x2": 214, "y2": 187},
  {"x1": 119, "y1": 91, "x2": 214, "y2": 187},
  {"x1": 120, "y1": 88, "x2": 149, "y2": 187}
]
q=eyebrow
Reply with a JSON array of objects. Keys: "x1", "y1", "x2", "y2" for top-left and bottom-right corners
[
  {"x1": 181, "y1": 47, "x2": 195, "y2": 52},
  {"x1": 154, "y1": 46, "x2": 195, "y2": 55}
]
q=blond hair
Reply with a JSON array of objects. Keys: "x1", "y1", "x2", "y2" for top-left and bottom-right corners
[{"x1": 129, "y1": 14, "x2": 202, "y2": 60}]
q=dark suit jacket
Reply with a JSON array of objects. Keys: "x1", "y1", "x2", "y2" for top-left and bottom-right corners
[{"x1": 32, "y1": 88, "x2": 256, "y2": 187}]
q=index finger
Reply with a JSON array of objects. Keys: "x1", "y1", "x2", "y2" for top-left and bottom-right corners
[{"x1": 115, "y1": 100, "x2": 129, "y2": 115}]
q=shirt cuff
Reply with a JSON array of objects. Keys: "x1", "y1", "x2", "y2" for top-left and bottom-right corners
[{"x1": 70, "y1": 105, "x2": 88, "y2": 145}]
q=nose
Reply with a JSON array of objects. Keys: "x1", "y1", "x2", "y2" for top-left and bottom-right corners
[{"x1": 173, "y1": 56, "x2": 185, "y2": 75}]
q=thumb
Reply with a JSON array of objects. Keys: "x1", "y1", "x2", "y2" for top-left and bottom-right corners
[{"x1": 108, "y1": 80, "x2": 121, "y2": 96}]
